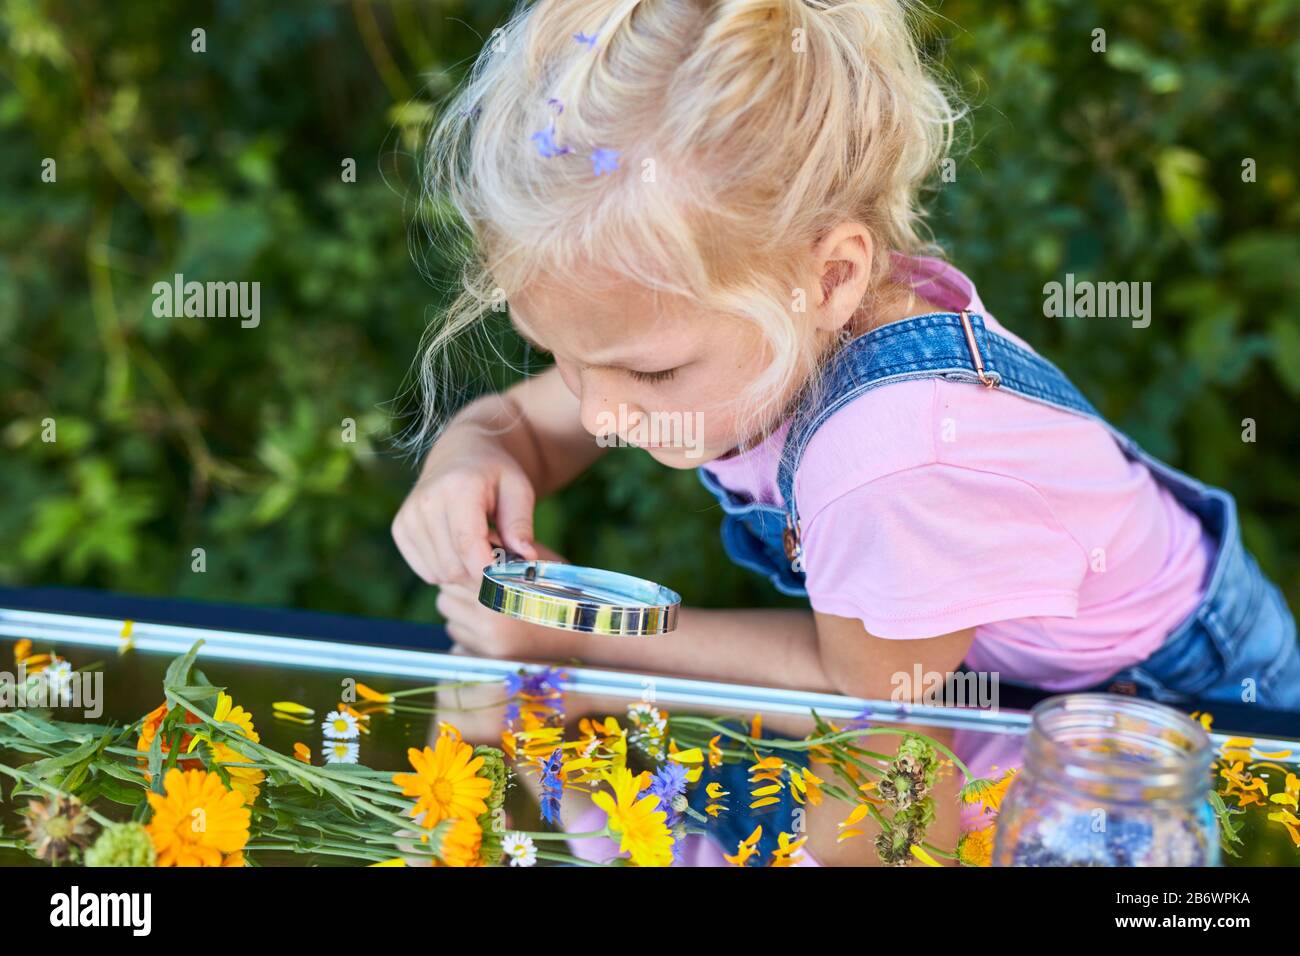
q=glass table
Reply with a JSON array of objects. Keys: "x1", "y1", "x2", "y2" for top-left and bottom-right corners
[{"x1": 2, "y1": 592, "x2": 1297, "y2": 867}]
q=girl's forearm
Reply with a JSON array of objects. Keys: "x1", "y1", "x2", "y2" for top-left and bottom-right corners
[{"x1": 563, "y1": 607, "x2": 835, "y2": 694}]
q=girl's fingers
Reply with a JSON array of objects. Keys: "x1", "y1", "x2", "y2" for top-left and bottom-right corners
[
  {"x1": 429, "y1": 505, "x2": 469, "y2": 586},
  {"x1": 494, "y1": 469, "x2": 538, "y2": 560},
  {"x1": 390, "y1": 515, "x2": 429, "y2": 584},
  {"x1": 445, "y1": 486, "x2": 497, "y2": 583}
]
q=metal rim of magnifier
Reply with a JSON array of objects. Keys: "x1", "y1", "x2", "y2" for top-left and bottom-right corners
[{"x1": 478, "y1": 559, "x2": 680, "y2": 635}]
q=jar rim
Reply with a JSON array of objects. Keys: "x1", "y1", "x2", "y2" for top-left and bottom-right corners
[{"x1": 1025, "y1": 693, "x2": 1213, "y2": 799}]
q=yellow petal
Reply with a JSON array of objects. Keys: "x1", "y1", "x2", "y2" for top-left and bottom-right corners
[
  {"x1": 841, "y1": 804, "x2": 870, "y2": 828},
  {"x1": 910, "y1": 845, "x2": 942, "y2": 867},
  {"x1": 355, "y1": 683, "x2": 394, "y2": 703},
  {"x1": 272, "y1": 701, "x2": 315, "y2": 716},
  {"x1": 368, "y1": 858, "x2": 406, "y2": 867},
  {"x1": 669, "y1": 748, "x2": 704, "y2": 765}
]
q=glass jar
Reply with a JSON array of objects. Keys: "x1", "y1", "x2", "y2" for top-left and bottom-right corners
[{"x1": 992, "y1": 694, "x2": 1219, "y2": 866}]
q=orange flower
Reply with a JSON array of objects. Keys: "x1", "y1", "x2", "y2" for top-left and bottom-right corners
[
  {"x1": 392, "y1": 734, "x2": 493, "y2": 830},
  {"x1": 145, "y1": 769, "x2": 250, "y2": 867},
  {"x1": 957, "y1": 827, "x2": 995, "y2": 867},
  {"x1": 136, "y1": 703, "x2": 203, "y2": 775},
  {"x1": 435, "y1": 817, "x2": 484, "y2": 867}
]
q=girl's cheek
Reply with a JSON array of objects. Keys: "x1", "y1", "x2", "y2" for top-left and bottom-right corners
[{"x1": 554, "y1": 361, "x2": 582, "y2": 399}]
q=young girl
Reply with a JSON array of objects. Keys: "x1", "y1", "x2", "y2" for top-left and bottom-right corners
[{"x1": 391, "y1": 0, "x2": 1299, "y2": 712}]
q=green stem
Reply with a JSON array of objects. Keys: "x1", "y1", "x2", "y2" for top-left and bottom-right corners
[
  {"x1": 515, "y1": 828, "x2": 609, "y2": 842},
  {"x1": 0, "y1": 763, "x2": 115, "y2": 827}
]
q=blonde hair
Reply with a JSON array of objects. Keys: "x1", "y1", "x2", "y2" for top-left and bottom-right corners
[{"x1": 404, "y1": 0, "x2": 962, "y2": 458}]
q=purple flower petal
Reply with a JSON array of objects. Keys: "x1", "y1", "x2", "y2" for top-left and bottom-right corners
[
  {"x1": 590, "y1": 147, "x2": 620, "y2": 176},
  {"x1": 531, "y1": 127, "x2": 570, "y2": 158},
  {"x1": 573, "y1": 31, "x2": 598, "y2": 48}
]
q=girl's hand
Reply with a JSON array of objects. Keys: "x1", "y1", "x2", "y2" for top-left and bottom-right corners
[
  {"x1": 435, "y1": 580, "x2": 574, "y2": 662},
  {"x1": 391, "y1": 437, "x2": 541, "y2": 587}
]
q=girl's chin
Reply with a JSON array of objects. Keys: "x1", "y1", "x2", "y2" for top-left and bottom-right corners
[{"x1": 637, "y1": 444, "x2": 715, "y2": 469}]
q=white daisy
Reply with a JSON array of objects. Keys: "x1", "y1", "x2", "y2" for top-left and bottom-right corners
[
  {"x1": 321, "y1": 710, "x2": 360, "y2": 740},
  {"x1": 503, "y1": 832, "x2": 537, "y2": 867},
  {"x1": 44, "y1": 658, "x2": 73, "y2": 687},
  {"x1": 323, "y1": 741, "x2": 360, "y2": 764}
]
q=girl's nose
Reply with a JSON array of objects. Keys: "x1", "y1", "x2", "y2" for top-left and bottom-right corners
[{"x1": 578, "y1": 374, "x2": 637, "y2": 443}]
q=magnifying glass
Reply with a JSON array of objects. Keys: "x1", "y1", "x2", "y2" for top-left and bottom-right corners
[{"x1": 478, "y1": 551, "x2": 681, "y2": 635}]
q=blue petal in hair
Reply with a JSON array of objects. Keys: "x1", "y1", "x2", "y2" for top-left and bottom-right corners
[
  {"x1": 573, "y1": 31, "x2": 598, "y2": 48},
  {"x1": 590, "y1": 147, "x2": 620, "y2": 176},
  {"x1": 531, "y1": 126, "x2": 570, "y2": 158}
]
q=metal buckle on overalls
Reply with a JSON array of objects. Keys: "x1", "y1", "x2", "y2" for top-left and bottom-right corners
[
  {"x1": 783, "y1": 512, "x2": 805, "y2": 573},
  {"x1": 958, "y1": 309, "x2": 1000, "y2": 389}
]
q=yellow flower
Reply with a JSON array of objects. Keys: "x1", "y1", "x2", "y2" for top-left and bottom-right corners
[
  {"x1": 207, "y1": 741, "x2": 265, "y2": 804},
  {"x1": 392, "y1": 736, "x2": 493, "y2": 830},
  {"x1": 13, "y1": 639, "x2": 32, "y2": 663},
  {"x1": 961, "y1": 768, "x2": 1017, "y2": 814},
  {"x1": 957, "y1": 826, "x2": 994, "y2": 867},
  {"x1": 369, "y1": 858, "x2": 407, "y2": 867},
  {"x1": 434, "y1": 817, "x2": 484, "y2": 867},
  {"x1": 212, "y1": 692, "x2": 259, "y2": 741},
  {"x1": 146, "y1": 768, "x2": 250, "y2": 867},
  {"x1": 591, "y1": 766, "x2": 674, "y2": 867}
]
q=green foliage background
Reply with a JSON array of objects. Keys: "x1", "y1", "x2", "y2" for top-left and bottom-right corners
[{"x1": 1, "y1": 0, "x2": 1297, "y2": 624}]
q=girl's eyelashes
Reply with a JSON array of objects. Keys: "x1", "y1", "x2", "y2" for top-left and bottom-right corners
[{"x1": 629, "y1": 367, "x2": 677, "y2": 384}]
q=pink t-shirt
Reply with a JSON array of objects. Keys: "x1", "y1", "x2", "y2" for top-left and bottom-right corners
[{"x1": 703, "y1": 256, "x2": 1212, "y2": 691}]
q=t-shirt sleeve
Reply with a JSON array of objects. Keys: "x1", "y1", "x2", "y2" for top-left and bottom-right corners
[{"x1": 800, "y1": 463, "x2": 1087, "y2": 638}]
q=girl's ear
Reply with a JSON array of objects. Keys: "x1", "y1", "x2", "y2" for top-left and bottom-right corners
[{"x1": 811, "y1": 223, "x2": 875, "y2": 334}]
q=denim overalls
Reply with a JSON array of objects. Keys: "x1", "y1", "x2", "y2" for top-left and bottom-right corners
[{"x1": 698, "y1": 310, "x2": 1300, "y2": 713}]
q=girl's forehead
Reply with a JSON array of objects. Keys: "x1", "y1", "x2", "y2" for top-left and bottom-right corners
[{"x1": 512, "y1": 277, "x2": 707, "y2": 355}]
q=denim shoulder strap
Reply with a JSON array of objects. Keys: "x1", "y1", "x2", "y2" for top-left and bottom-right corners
[{"x1": 774, "y1": 311, "x2": 1110, "y2": 546}]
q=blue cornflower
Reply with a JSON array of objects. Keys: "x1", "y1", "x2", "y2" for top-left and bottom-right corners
[
  {"x1": 539, "y1": 747, "x2": 565, "y2": 825},
  {"x1": 531, "y1": 126, "x2": 570, "y2": 158},
  {"x1": 649, "y1": 761, "x2": 689, "y2": 826},
  {"x1": 504, "y1": 666, "x2": 568, "y2": 722},
  {"x1": 590, "y1": 147, "x2": 620, "y2": 176},
  {"x1": 573, "y1": 31, "x2": 598, "y2": 48}
]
